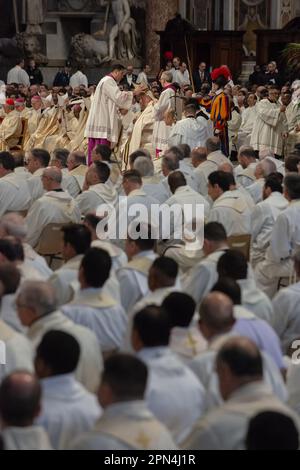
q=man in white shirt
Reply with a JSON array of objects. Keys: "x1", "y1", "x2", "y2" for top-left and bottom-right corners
[
  {"x1": 168, "y1": 103, "x2": 210, "y2": 150},
  {"x1": 69, "y1": 67, "x2": 88, "y2": 89},
  {"x1": 49, "y1": 224, "x2": 91, "y2": 306},
  {"x1": 26, "y1": 148, "x2": 51, "y2": 203},
  {"x1": 0, "y1": 372, "x2": 52, "y2": 450},
  {"x1": 255, "y1": 174, "x2": 300, "y2": 298},
  {"x1": 184, "y1": 336, "x2": 297, "y2": 450},
  {"x1": 0, "y1": 152, "x2": 31, "y2": 216},
  {"x1": 117, "y1": 226, "x2": 157, "y2": 312},
  {"x1": 26, "y1": 167, "x2": 81, "y2": 248},
  {"x1": 218, "y1": 250, "x2": 274, "y2": 323},
  {"x1": 208, "y1": 171, "x2": 252, "y2": 236},
  {"x1": 7, "y1": 59, "x2": 30, "y2": 86},
  {"x1": 62, "y1": 247, "x2": 127, "y2": 353},
  {"x1": 251, "y1": 174, "x2": 288, "y2": 267},
  {"x1": 194, "y1": 137, "x2": 231, "y2": 196},
  {"x1": 35, "y1": 331, "x2": 101, "y2": 450},
  {"x1": 16, "y1": 280, "x2": 103, "y2": 393},
  {"x1": 70, "y1": 354, "x2": 177, "y2": 450},
  {"x1": 137, "y1": 64, "x2": 151, "y2": 86},
  {"x1": 76, "y1": 161, "x2": 117, "y2": 216},
  {"x1": 132, "y1": 305, "x2": 206, "y2": 445}
]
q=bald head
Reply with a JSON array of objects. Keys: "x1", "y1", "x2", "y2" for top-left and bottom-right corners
[
  {"x1": 199, "y1": 292, "x2": 235, "y2": 340},
  {"x1": 17, "y1": 281, "x2": 57, "y2": 326},
  {"x1": 168, "y1": 170, "x2": 187, "y2": 194},
  {"x1": 67, "y1": 151, "x2": 86, "y2": 171},
  {"x1": 0, "y1": 372, "x2": 41, "y2": 427},
  {"x1": 191, "y1": 147, "x2": 207, "y2": 168},
  {"x1": 42, "y1": 167, "x2": 62, "y2": 191},
  {"x1": 216, "y1": 337, "x2": 263, "y2": 400},
  {"x1": 255, "y1": 159, "x2": 277, "y2": 179},
  {"x1": 219, "y1": 162, "x2": 234, "y2": 174},
  {"x1": 0, "y1": 213, "x2": 27, "y2": 240}
]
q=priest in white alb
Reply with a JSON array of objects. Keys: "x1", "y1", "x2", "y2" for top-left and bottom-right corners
[{"x1": 85, "y1": 64, "x2": 145, "y2": 164}]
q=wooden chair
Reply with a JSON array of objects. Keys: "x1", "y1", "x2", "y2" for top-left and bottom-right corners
[
  {"x1": 228, "y1": 234, "x2": 251, "y2": 261},
  {"x1": 35, "y1": 223, "x2": 67, "y2": 268}
]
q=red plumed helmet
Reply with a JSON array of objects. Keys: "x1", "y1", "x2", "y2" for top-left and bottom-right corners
[
  {"x1": 211, "y1": 66, "x2": 232, "y2": 82},
  {"x1": 5, "y1": 98, "x2": 15, "y2": 106},
  {"x1": 164, "y1": 51, "x2": 174, "y2": 61}
]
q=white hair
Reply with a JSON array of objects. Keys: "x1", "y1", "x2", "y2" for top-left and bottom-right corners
[
  {"x1": 133, "y1": 157, "x2": 154, "y2": 177},
  {"x1": 17, "y1": 281, "x2": 57, "y2": 317}
]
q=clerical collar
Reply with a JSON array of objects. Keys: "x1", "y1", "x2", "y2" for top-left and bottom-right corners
[
  {"x1": 52, "y1": 188, "x2": 64, "y2": 192},
  {"x1": 107, "y1": 73, "x2": 117, "y2": 83}
]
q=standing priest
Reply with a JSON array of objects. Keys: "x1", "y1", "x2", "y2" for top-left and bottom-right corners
[{"x1": 85, "y1": 64, "x2": 145, "y2": 165}]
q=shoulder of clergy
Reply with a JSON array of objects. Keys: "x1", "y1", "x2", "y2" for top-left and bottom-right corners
[
  {"x1": 93, "y1": 410, "x2": 172, "y2": 450},
  {"x1": 91, "y1": 240, "x2": 126, "y2": 260},
  {"x1": 0, "y1": 319, "x2": 17, "y2": 342},
  {"x1": 213, "y1": 191, "x2": 249, "y2": 213},
  {"x1": 124, "y1": 256, "x2": 154, "y2": 275},
  {"x1": 69, "y1": 290, "x2": 117, "y2": 309},
  {"x1": 0, "y1": 172, "x2": 24, "y2": 189},
  {"x1": 241, "y1": 166, "x2": 257, "y2": 180},
  {"x1": 170, "y1": 327, "x2": 207, "y2": 360}
]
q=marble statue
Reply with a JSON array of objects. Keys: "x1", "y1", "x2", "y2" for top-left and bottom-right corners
[
  {"x1": 25, "y1": 0, "x2": 46, "y2": 35},
  {"x1": 96, "y1": 0, "x2": 140, "y2": 61},
  {"x1": 70, "y1": 33, "x2": 109, "y2": 66}
]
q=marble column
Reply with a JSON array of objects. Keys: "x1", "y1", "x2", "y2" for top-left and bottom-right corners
[{"x1": 146, "y1": 0, "x2": 178, "y2": 74}]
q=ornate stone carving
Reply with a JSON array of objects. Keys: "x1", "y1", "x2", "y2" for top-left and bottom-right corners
[
  {"x1": 16, "y1": 33, "x2": 48, "y2": 64},
  {"x1": 236, "y1": 0, "x2": 271, "y2": 57},
  {"x1": 69, "y1": 33, "x2": 108, "y2": 66}
]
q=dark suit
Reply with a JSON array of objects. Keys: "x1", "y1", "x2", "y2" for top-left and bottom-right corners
[
  {"x1": 120, "y1": 74, "x2": 138, "y2": 90},
  {"x1": 193, "y1": 70, "x2": 211, "y2": 93}
]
